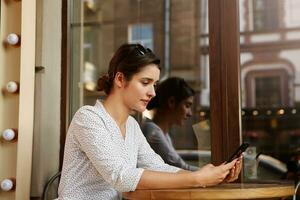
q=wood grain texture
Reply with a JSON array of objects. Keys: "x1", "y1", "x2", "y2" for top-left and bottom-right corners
[
  {"x1": 123, "y1": 183, "x2": 294, "y2": 200},
  {"x1": 16, "y1": 1, "x2": 36, "y2": 199},
  {"x1": 208, "y1": 0, "x2": 242, "y2": 167}
]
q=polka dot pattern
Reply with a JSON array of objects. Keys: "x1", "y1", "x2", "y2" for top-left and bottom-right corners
[{"x1": 58, "y1": 100, "x2": 180, "y2": 200}]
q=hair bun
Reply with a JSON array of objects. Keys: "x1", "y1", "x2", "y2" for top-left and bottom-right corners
[{"x1": 97, "y1": 75, "x2": 109, "y2": 92}]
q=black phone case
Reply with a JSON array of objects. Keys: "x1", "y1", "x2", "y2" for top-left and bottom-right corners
[{"x1": 225, "y1": 143, "x2": 249, "y2": 163}]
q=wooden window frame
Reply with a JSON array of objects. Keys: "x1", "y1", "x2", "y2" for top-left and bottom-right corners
[{"x1": 208, "y1": 0, "x2": 242, "y2": 166}]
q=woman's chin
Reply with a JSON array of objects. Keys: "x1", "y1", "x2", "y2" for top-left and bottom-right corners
[
  {"x1": 132, "y1": 105, "x2": 147, "y2": 113},
  {"x1": 178, "y1": 120, "x2": 185, "y2": 126}
]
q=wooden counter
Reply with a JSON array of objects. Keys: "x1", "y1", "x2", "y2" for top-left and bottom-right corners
[{"x1": 123, "y1": 183, "x2": 294, "y2": 200}]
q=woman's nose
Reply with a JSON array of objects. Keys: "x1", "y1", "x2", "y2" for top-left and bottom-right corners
[
  {"x1": 147, "y1": 86, "x2": 156, "y2": 97},
  {"x1": 187, "y1": 109, "x2": 193, "y2": 117}
]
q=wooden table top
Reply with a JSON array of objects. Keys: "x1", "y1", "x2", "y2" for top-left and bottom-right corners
[{"x1": 123, "y1": 183, "x2": 294, "y2": 200}]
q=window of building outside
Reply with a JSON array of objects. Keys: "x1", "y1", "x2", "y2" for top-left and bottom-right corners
[
  {"x1": 128, "y1": 24, "x2": 153, "y2": 50},
  {"x1": 244, "y1": 69, "x2": 289, "y2": 108},
  {"x1": 68, "y1": 0, "x2": 211, "y2": 168},
  {"x1": 252, "y1": 0, "x2": 280, "y2": 31},
  {"x1": 255, "y1": 76, "x2": 281, "y2": 107},
  {"x1": 240, "y1": 0, "x2": 300, "y2": 182}
]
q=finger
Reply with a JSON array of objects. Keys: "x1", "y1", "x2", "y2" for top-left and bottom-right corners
[
  {"x1": 238, "y1": 155, "x2": 243, "y2": 161},
  {"x1": 229, "y1": 162, "x2": 240, "y2": 180},
  {"x1": 224, "y1": 159, "x2": 237, "y2": 170},
  {"x1": 234, "y1": 161, "x2": 242, "y2": 175},
  {"x1": 233, "y1": 164, "x2": 241, "y2": 180},
  {"x1": 234, "y1": 165, "x2": 239, "y2": 178},
  {"x1": 234, "y1": 161, "x2": 240, "y2": 169},
  {"x1": 227, "y1": 169, "x2": 234, "y2": 181},
  {"x1": 237, "y1": 162, "x2": 242, "y2": 171},
  {"x1": 230, "y1": 167, "x2": 236, "y2": 179}
]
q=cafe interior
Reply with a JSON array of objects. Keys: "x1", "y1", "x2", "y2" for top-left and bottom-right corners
[{"x1": 0, "y1": 0, "x2": 300, "y2": 199}]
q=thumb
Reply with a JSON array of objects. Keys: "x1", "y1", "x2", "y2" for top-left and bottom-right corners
[{"x1": 225, "y1": 159, "x2": 237, "y2": 169}]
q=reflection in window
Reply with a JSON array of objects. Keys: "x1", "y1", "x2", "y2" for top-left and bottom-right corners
[
  {"x1": 69, "y1": 0, "x2": 211, "y2": 168},
  {"x1": 128, "y1": 24, "x2": 153, "y2": 50},
  {"x1": 241, "y1": 0, "x2": 300, "y2": 182},
  {"x1": 255, "y1": 76, "x2": 281, "y2": 107},
  {"x1": 286, "y1": 0, "x2": 300, "y2": 27},
  {"x1": 244, "y1": 68, "x2": 290, "y2": 109},
  {"x1": 253, "y1": 0, "x2": 279, "y2": 31}
]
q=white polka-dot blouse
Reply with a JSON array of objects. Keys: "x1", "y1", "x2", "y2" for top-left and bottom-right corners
[{"x1": 58, "y1": 100, "x2": 180, "y2": 200}]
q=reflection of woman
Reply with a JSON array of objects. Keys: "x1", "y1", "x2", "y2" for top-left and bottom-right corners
[
  {"x1": 141, "y1": 77, "x2": 198, "y2": 171},
  {"x1": 58, "y1": 44, "x2": 241, "y2": 200}
]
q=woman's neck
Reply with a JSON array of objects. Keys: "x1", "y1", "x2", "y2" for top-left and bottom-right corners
[
  {"x1": 152, "y1": 111, "x2": 172, "y2": 134},
  {"x1": 102, "y1": 93, "x2": 129, "y2": 129}
]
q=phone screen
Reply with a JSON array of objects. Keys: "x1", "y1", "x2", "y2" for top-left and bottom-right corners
[{"x1": 225, "y1": 143, "x2": 249, "y2": 164}]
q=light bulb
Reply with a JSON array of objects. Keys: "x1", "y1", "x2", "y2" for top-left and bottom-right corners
[
  {"x1": 2, "y1": 129, "x2": 17, "y2": 141},
  {"x1": 6, "y1": 81, "x2": 19, "y2": 93},
  {"x1": 1, "y1": 179, "x2": 14, "y2": 191},
  {"x1": 6, "y1": 33, "x2": 20, "y2": 46}
]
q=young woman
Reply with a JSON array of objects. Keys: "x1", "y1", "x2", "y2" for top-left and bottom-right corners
[
  {"x1": 141, "y1": 77, "x2": 198, "y2": 171},
  {"x1": 58, "y1": 44, "x2": 242, "y2": 200}
]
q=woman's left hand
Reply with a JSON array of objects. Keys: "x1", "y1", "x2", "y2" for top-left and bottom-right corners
[{"x1": 224, "y1": 156, "x2": 243, "y2": 182}]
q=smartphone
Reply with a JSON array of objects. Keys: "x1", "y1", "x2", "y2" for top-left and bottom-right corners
[{"x1": 225, "y1": 143, "x2": 249, "y2": 164}]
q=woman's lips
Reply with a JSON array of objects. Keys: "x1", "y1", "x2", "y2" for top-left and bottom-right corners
[{"x1": 141, "y1": 99, "x2": 150, "y2": 105}]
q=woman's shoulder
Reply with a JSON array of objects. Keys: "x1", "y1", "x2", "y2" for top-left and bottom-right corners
[
  {"x1": 74, "y1": 105, "x2": 99, "y2": 118},
  {"x1": 67, "y1": 104, "x2": 107, "y2": 137},
  {"x1": 141, "y1": 119, "x2": 162, "y2": 135},
  {"x1": 71, "y1": 103, "x2": 107, "y2": 126},
  {"x1": 141, "y1": 118, "x2": 159, "y2": 129}
]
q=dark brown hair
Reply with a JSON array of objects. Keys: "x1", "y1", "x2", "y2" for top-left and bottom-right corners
[
  {"x1": 147, "y1": 77, "x2": 195, "y2": 110},
  {"x1": 97, "y1": 43, "x2": 160, "y2": 95}
]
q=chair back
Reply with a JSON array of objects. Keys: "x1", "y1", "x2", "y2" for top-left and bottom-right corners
[{"x1": 42, "y1": 171, "x2": 61, "y2": 200}]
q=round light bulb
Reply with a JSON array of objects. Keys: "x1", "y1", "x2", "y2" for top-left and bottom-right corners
[
  {"x1": 6, "y1": 81, "x2": 19, "y2": 93},
  {"x1": 6, "y1": 33, "x2": 20, "y2": 45},
  {"x1": 2, "y1": 129, "x2": 16, "y2": 141},
  {"x1": 1, "y1": 179, "x2": 14, "y2": 191}
]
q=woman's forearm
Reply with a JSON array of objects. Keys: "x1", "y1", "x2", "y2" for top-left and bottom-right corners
[
  {"x1": 136, "y1": 170, "x2": 199, "y2": 189},
  {"x1": 136, "y1": 159, "x2": 240, "y2": 190}
]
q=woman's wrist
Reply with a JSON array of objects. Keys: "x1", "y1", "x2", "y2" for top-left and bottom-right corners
[{"x1": 190, "y1": 172, "x2": 206, "y2": 188}]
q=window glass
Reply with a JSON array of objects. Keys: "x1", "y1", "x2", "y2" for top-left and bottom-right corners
[
  {"x1": 69, "y1": 0, "x2": 211, "y2": 168},
  {"x1": 128, "y1": 24, "x2": 153, "y2": 49},
  {"x1": 255, "y1": 76, "x2": 281, "y2": 107},
  {"x1": 240, "y1": 0, "x2": 300, "y2": 182},
  {"x1": 252, "y1": 0, "x2": 279, "y2": 31}
]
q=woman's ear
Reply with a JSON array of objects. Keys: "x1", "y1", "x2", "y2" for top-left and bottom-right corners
[
  {"x1": 114, "y1": 72, "x2": 125, "y2": 88},
  {"x1": 167, "y1": 96, "x2": 176, "y2": 109}
]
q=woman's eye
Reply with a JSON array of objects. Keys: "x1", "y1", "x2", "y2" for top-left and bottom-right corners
[
  {"x1": 141, "y1": 81, "x2": 149, "y2": 85},
  {"x1": 185, "y1": 104, "x2": 192, "y2": 108}
]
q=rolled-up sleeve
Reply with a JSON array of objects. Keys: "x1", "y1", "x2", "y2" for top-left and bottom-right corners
[{"x1": 73, "y1": 109, "x2": 144, "y2": 192}]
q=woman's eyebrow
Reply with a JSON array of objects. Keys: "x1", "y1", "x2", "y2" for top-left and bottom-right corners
[
  {"x1": 186, "y1": 101, "x2": 193, "y2": 105},
  {"x1": 141, "y1": 77, "x2": 156, "y2": 82}
]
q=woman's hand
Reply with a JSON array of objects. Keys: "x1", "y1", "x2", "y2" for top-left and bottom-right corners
[
  {"x1": 224, "y1": 156, "x2": 243, "y2": 182},
  {"x1": 194, "y1": 160, "x2": 237, "y2": 187}
]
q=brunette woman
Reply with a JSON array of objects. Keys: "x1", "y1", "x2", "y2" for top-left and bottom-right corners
[{"x1": 58, "y1": 44, "x2": 242, "y2": 200}]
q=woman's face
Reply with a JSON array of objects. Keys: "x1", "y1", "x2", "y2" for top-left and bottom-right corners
[
  {"x1": 122, "y1": 64, "x2": 160, "y2": 112},
  {"x1": 172, "y1": 96, "x2": 194, "y2": 126}
]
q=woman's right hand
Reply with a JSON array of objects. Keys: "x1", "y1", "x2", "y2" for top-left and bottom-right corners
[{"x1": 194, "y1": 160, "x2": 237, "y2": 187}]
